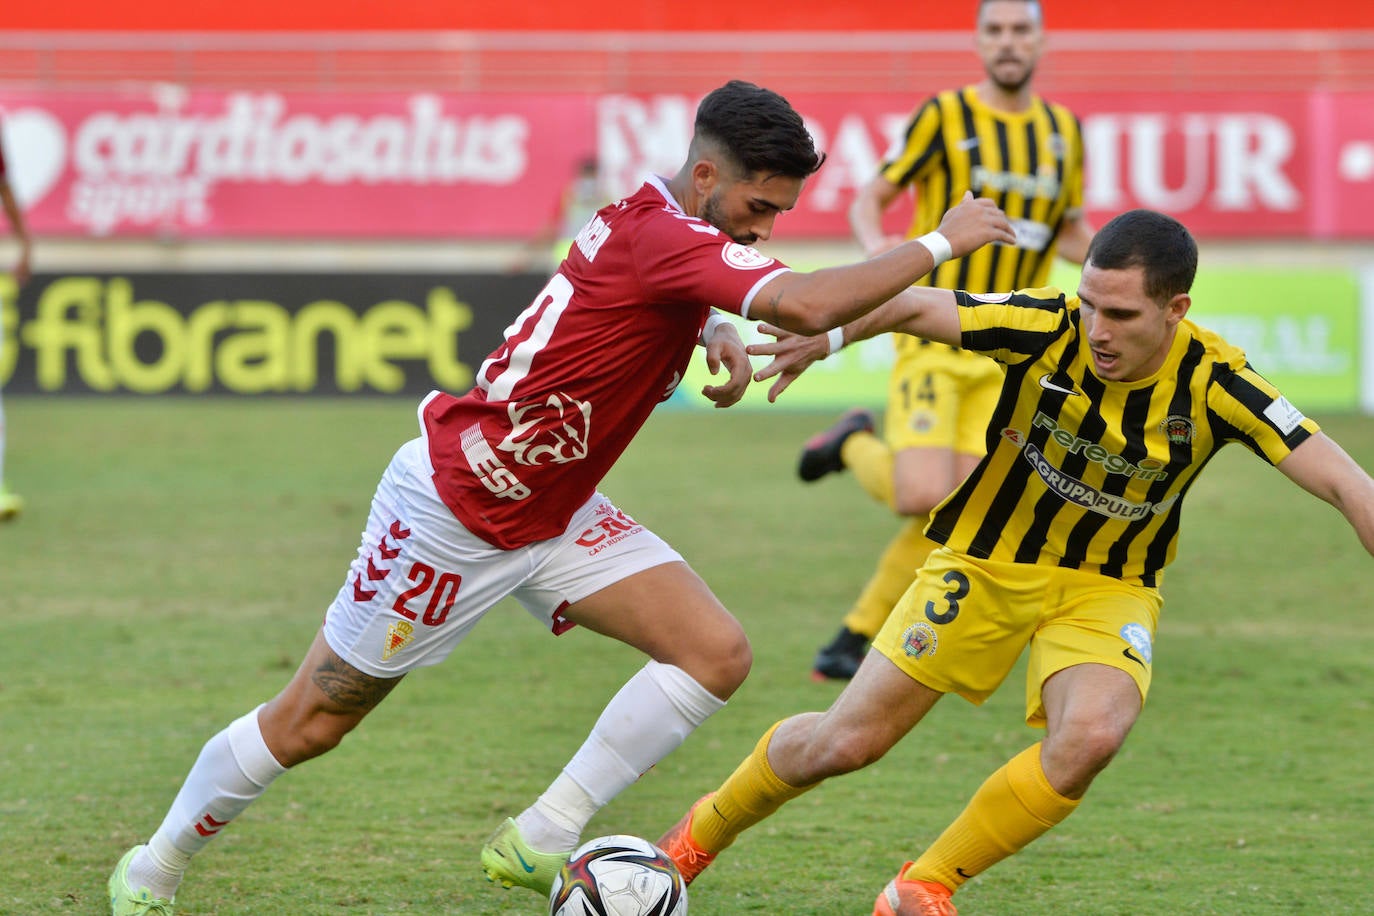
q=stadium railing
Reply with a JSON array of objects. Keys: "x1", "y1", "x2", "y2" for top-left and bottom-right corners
[{"x1": 1, "y1": 30, "x2": 1372, "y2": 94}]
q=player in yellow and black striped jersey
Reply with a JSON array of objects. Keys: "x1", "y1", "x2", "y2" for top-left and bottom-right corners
[
  {"x1": 658, "y1": 210, "x2": 1374, "y2": 914},
  {"x1": 807, "y1": 0, "x2": 1095, "y2": 681},
  {"x1": 926, "y1": 285, "x2": 1320, "y2": 587}
]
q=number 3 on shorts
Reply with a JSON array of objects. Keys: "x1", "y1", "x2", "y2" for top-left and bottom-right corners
[{"x1": 924, "y1": 570, "x2": 970, "y2": 625}]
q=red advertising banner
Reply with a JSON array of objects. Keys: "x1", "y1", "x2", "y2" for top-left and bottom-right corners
[
  {"x1": 7, "y1": 0, "x2": 1370, "y2": 31},
  {"x1": 2, "y1": 88, "x2": 1370, "y2": 240},
  {"x1": 1, "y1": 89, "x2": 594, "y2": 239}
]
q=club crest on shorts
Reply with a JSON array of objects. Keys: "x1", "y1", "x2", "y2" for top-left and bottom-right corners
[
  {"x1": 910, "y1": 410, "x2": 937, "y2": 434},
  {"x1": 901, "y1": 622, "x2": 938, "y2": 659},
  {"x1": 383, "y1": 619, "x2": 415, "y2": 661}
]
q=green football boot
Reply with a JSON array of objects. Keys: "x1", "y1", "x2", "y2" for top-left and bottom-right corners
[
  {"x1": 479, "y1": 817, "x2": 570, "y2": 897},
  {"x1": 109, "y1": 846, "x2": 175, "y2": 915}
]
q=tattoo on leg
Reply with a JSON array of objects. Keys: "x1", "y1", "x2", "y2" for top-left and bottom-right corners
[{"x1": 311, "y1": 655, "x2": 402, "y2": 711}]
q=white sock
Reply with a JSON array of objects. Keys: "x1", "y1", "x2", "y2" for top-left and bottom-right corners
[
  {"x1": 128, "y1": 706, "x2": 287, "y2": 898},
  {"x1": 518, "y1": 661, "x2": 725, "y2": 852}
]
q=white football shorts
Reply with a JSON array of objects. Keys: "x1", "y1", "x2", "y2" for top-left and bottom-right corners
[{"x1": 322, "y1": 437, "x2": 683, "y2": 678}]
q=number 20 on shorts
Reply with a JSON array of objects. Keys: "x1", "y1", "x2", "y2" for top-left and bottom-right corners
[{"x1": 392, "y1": 562, "x2": 463, "y2": 626}]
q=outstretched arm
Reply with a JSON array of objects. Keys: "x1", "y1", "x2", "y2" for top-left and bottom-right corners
[
  {"x1": 746, "y1": 286, "x2": 960, "y2": 402},
  {"x1": 848, "y1": 173, "x2": 908, "y2": 258},
  {"x1": 1277, "y1": 432, "x2": 1374, "y2": 557},
  {"x1": 749, "y1": 192, "x2": 1013, "y2": 336},
  {"x1": 1054, "y1": 208, "x2": 1094, "y2": 266}
]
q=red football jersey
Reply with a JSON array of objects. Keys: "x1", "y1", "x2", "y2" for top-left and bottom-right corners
[{"x1": 423, "y1": 176, "x2": 791, "y2": 549}]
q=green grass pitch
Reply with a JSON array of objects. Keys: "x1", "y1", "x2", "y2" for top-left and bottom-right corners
[{"x1": 1, "y1": 399, "x2": 1370, "y2": 914}]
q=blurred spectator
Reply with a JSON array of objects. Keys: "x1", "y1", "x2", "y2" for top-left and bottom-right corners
[
  {"x1": 0, "y1": 112, "x2": 32, "y2": 521},
  {"x1": 516, "y1": 156, "x2": 608, "y2": 272}
]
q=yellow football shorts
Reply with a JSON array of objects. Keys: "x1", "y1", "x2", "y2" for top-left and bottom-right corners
[
  {"x1": 885, "y1": 340, "x2": 1003, "y2": 456},
  {"x1": 872, "y1": 547, "x2": 1163, "y2": 727}
]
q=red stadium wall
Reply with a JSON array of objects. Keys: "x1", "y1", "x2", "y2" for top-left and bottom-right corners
[
  {"x1": 7, "y1": 0, "x2": 1373, "y2": 32},
  {"x1": 8, "y1": 88, "x2": 1373, "y2": 241}
]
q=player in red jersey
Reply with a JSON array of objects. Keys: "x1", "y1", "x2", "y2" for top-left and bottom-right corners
[
  {"x1": 0, "y1": 113, "x2": 33, "y2": 521},
  {"x1": 108, "y1": 80, "x2": 1014, "y2": 914}
]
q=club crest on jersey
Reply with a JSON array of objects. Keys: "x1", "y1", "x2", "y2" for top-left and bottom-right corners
[
  {"x1": 500, "y1": 393, "x2": 592, "y2": 466},
  {"x1": 721, "y1": 243, "x2": 774, "y2": 270},
  {"x1": 383, "y1": 619, "x2": 415, "y2": 661},
  {"x1": 1159, "y1": 415, "x2": 1195, "y2": 446},
  {"x1": 900, "y1": 622, "x2": 938, "y2": 659}
]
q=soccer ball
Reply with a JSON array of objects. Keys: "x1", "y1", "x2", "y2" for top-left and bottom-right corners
[{"x1": 549, "y1": 834, "x2": 688, "y2": 916}]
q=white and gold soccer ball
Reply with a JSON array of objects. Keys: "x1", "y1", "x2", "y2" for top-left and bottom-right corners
[{"x1": 548, "y1": 834, "x2": 688, "y2": 916}]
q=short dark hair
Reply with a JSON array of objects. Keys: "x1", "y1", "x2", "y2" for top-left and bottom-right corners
[
  {"x1": 1085, "y1": 209, "x2": 1198, "y2": 302},
  {"x1": 978, "y1": 0, "x2": 1043, "y2": 25},
  {"x1": 694, "y1": 80, "x2": 824, "y2": 179}
]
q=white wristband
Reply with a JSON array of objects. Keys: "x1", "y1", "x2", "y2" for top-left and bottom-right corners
[
  {"x1": 914, "y1": 230, "x2": 953, "y2": 268},
  {"x1": 826, "y1": 326, "x2": 845, "y2": 355},
  {"x1": 700, "y1": 312, "x2": 729, "y2": 345}
]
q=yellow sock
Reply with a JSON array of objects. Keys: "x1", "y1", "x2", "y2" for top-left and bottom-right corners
[
  {"x1": 840, "y1": 431, "x2": 895, "y2": 509},
  {"x1": 842, "y1": 518, "x2": 934, "y2": 637},
  {"x1": 908, "y1": 742, "x2": 1080, "y2": 890},
  {"x1": 689, "y1": 721, "x2": 814, "y2": 853}
]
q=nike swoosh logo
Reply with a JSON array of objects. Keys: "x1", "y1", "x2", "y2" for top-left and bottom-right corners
[
  {"x1": 1122, "y1": 646, "x2": 1146, "y2": 667},
  {"x1": 958, "y1": 137, "x2": 980, "y2": 150},
  {"x1": 1038, "y1": 373, "x2": 1080, "y2": 397},
  {"x1": 956, "y1": 867, "x2": 974, "y2": 878},
  {"x1": 513, "y1": 848, "x2": 537, "y2": 873}
]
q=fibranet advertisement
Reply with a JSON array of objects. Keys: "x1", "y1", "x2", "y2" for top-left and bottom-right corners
[{"x1": 0, "y1": 273, "x2": 541, "y2": 396}]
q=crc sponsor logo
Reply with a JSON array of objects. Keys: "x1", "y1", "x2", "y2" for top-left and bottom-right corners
[
  {"x1": 499, "y1": 392, "x2": 592, "y2": 466},
  {"x1": 575, "y1": 505, "x2": 644, "y2": 555}
]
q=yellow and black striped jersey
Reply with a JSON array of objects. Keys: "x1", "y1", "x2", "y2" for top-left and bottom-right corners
[
  {"x1": 926, "y1": 288, "x2": 1321, "y2": 588},
  {"x1": 881, "y1": 86, "x2": 1085, "y2": 296}
]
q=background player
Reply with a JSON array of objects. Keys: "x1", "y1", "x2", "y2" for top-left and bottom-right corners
[
  {"x1": 807, "y1": 0, "x2": 1094, "y2": 680},
  {"x1": 107, "y1": 80, "x2": 1014, "y2": 915},
  {"x1": 659, "y1": 209, "x2": 1374, "y2": 915},
  {"x1": 0, "y1": 112, "x2": 33, "y2": 521}
]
